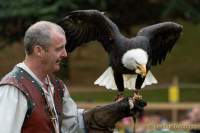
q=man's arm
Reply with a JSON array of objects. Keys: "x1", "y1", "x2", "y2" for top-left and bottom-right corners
[
  {"x1": 61, "y1": 85, "x2": 146, "y2": 133},
  {"x1": 61, "y1": 86, "x2": 85, "y2": 133},
  {"x1": 83, "y1": 97, "x2": 146, "y2": 133},
  {"x1": 0, "y1": 85, "x2": 27, "y2": 133}
]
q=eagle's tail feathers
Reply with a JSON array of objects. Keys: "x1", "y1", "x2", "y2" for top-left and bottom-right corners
[{"x1": 94, "y1": 67, "x2": 158, "y2": 90}]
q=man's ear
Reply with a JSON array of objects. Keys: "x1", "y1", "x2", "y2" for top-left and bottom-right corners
[{"x1": 33, "y1": 45, "x2": 46, "y2": 57}]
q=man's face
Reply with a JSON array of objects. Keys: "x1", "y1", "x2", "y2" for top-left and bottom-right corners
[{"x1": 43, "y1": 32, "x2": 67, "y2": 73}]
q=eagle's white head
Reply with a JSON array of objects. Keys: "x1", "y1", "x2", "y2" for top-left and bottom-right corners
[{"x1": 122, "y1": 48, "x2": 148, "y2": 77}]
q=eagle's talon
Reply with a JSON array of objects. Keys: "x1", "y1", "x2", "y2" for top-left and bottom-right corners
[
  {"x1": 115, "y1": 92, "x2": 124, "y2": 101},
  {"x1": 133, "y1": 91, "x2": 142, "y2": 100},
  {"x1": 134, "y1": 94, "x2": 142, "y2": 100}
]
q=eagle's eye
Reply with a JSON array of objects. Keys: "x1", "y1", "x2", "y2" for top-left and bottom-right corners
[{"x1": 135, "y1": 61, "x2": 140, "y2": 66}]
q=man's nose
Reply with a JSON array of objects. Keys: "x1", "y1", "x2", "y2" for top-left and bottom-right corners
[{"x1": 62, "y1": 49, "x2": 68, "y2": 58}]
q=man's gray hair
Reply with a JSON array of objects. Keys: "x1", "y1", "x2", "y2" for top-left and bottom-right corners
[{"x1": 24, "y1": 21, "x2": 65, "y2": 55}]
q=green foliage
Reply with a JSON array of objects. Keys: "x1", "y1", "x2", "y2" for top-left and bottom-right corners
[
  {"x1": 0, "y1": 0, "x2": 75, "y2": 19},
  {"x1": 162, "y1": 0, "x2": 200, "y2": 23},
  {"x1": 0, "y1": 0, "x2": 200, "y2": 41},
  {"x1": 0, "y1": 0, "x2": 106, "y2": 41}
]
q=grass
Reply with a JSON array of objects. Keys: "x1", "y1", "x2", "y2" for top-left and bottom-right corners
[{"x1": 69, "y1": 87, "x2": 200, "y2": 102}]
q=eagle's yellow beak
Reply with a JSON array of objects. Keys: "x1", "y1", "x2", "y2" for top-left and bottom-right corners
[{"x1": 135, "y1": 64, "x2": 147, "y2": 77}]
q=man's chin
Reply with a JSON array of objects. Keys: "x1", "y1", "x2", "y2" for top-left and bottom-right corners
[
  {"x1": 53, "y1": 65, "x2": 60, "y2": 73},
  {"x1": 55, "y1": 67, "x2": 61, "y2": 72}
]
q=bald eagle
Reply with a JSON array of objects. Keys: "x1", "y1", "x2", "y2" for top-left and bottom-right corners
[{"x1": 58, "y1": 10, "x2": 183, "y2": 98}]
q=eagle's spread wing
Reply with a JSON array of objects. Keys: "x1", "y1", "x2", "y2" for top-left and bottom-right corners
[
  {"x1": 137, "y1": 22, "x2": 183, "y2": 65},
  {"x1": 58, "y1": 10, "x2": 119, "y2": 52}
]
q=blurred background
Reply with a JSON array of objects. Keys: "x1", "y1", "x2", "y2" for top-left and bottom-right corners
[{"x1": 0, "y1": 0, "x2": 200, "y2": 132}]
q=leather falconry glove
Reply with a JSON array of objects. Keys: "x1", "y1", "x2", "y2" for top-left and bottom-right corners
[{"x1": 83, "y1": 97, "x2": 147, "y2": 133}]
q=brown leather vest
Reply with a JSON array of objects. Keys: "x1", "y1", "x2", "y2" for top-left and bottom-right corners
[{"x1": 0, "y1": 66, "x2": 64, "y2": 133}]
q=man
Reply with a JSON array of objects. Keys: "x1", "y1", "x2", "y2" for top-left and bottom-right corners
[{"x1": 0, "y1": 21, "x2": 146, "y2": 133}]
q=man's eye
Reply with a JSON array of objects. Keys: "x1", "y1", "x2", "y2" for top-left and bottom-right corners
[
  {"x1": 56, "y1": 46, "x2": 65, "y2": 51},
  {"x1": 56, "y1": 47, "x2": 62, "y2": 51}
]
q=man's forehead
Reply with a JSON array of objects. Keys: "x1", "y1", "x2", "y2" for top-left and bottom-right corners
[{"x1": 52, "y1": 30, "x2": 67, "y2": 45}]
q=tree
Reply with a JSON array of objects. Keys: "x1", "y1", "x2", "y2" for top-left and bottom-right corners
[{"x1": 0, "y1": 0, "x2": 199, "y2": 43}]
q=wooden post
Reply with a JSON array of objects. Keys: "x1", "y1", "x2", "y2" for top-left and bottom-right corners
[{"x1": 172, "y1": 109, "x2": 178, "y2": 122}]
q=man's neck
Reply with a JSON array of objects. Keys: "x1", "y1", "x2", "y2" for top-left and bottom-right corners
[{"x1": 24, "y1": 57, "x2": 48, "y2": 83}]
